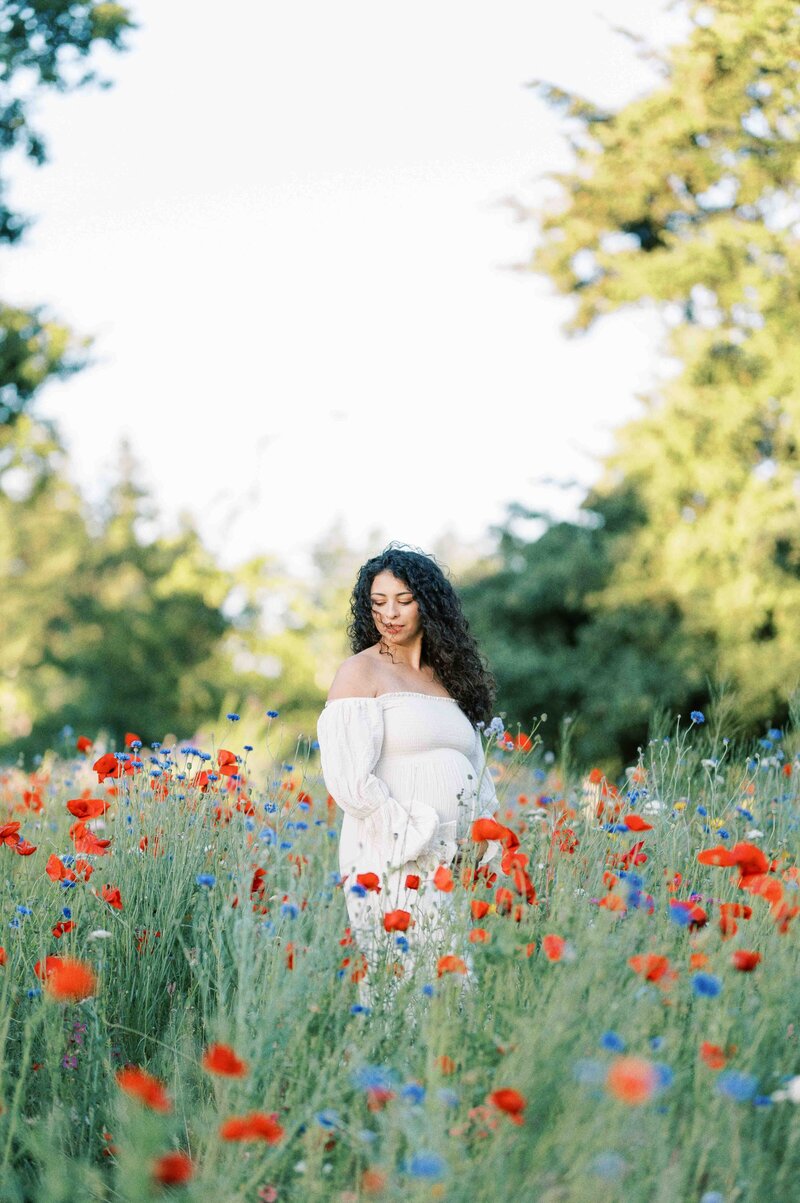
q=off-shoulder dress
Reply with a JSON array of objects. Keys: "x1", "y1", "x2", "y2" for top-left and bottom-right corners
[{"x1": 316, "y1": 692, "x2": 500, "y2": 971}]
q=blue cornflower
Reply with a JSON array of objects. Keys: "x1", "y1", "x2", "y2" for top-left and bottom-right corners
[
  {"x1": 736, "y1": 807, "x2": 754, "y2": 820},
  {"x1": 62, "y1": 907, "x2": 72, "y2": 919},
  {"x1": 314, "y1": 1109, "x2": 340, "y2": 1128},
  {"x1": 280, "y1": 902, "x2": 299, "y2": 918},
  {"x1": 438, "y1": 1088, "x2": 459, "y2": 1107},
  {"x1": 697, "y1": 805, "x2": 707, "y2": 816},
  {"x1": 226, "y1": 713, "x2": 240, "y2": 721},
  {"x1": 716, "y1": 1071, "x2": 757, "y2": 1102},
  {"x1": 266, "y1": 710, "x2": 279, "y2": 718},
  {"x1": 407, "y1": 1152, "x2": 447, "y2": 1179},
  {"x1": 604, "y1": 823, "x2": 629, "y2": 833},
  {"x1": 401, "y1": 1082, "x2": 426, "y2": 1104},
  {"x1": 279, "y1": 841, "x2": 293, "y2": 850},
  {"x1": 653, "y1": 1062, "x2": 674, "y2": 1090},
  {"x1": 718, "y1": 829, "x2": 730, "y2": 839},
  {"x1": 16, "y1": 905, "x2": 32, "y2": 916},
  {"x1": 692, "y1": 973, "x2": 722, "y2": 997},
  {"x1": 768, "y1": 728, "x2": 782, "y2": 741},
  {"x1": 395, "y1": 935, "x2": 409, "y2": 952},
  {"x1": 350, "y1": 1004, "x2": 370, "y2": 1015},
  {"x1": 352, "y1": 1065, "x2": 394, "y2": 1091},
  {"x1": 195, "y1": 874, "x2": 216, "y2": 888},
  {"x1": 600, "y1": 1031, "x2": 626, "y2": 1052},
  {"x1": 649, "y1": 1036, "x2": 664, "y2": 1051},
  {"x1": 421, "y1": 984, "x2": 435, "y2": 997},
  {"x1": 349, "y1": 883, "x2": 367, "y2": 898},
  {"x1": 690, "y1": 711, "x2": 705, "y2": 724},
  {"x1": 243, "y1": 744, "x2": 253, "y2": 752}
]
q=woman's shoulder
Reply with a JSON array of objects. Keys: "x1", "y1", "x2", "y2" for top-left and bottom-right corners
[{"x1": 325, "y1": 651, "x2": 380, "y2": 703}]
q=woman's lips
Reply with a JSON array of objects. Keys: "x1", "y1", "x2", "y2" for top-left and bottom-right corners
[{"x1": 384, "y1": 626, "x2": 402, "y2": 633}]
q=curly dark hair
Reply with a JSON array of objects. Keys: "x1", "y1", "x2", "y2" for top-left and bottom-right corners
[{"x1": 346, "y1": 544, "x2": 496, "y2": 726}]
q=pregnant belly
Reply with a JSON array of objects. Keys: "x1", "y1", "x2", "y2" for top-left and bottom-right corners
[{"x1": 376, "y1": 749, "x2": 479, "y2": 839}]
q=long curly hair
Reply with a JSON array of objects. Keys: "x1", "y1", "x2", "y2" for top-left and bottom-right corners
[{"x1": 346, "y1": 544, "x2": 496, "y2": 726}]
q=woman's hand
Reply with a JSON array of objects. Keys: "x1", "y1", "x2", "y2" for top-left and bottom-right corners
[{"x1": 453, "y1": 839, "x2": 488, "y2": 868}]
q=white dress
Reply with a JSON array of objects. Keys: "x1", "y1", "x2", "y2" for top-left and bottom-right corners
[{"x1": 316, "y1": 691, "x2": 500, "y2": 981}]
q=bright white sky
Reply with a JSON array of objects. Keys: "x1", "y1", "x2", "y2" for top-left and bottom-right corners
[{"x1": 3, "y1": 0, "x2": 687, "y2": 574}]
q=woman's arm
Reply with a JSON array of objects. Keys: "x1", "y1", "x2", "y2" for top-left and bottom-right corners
[{"x1": 317, "y1": 696, "x2": 440, "y2": 873}]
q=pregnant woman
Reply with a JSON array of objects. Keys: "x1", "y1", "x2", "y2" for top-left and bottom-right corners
[{"x1": 316, "y1": 545, "x2": 501, "y2": 1002}]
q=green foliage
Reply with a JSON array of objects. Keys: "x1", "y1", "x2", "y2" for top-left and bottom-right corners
[
  {"x1": 0, "y1": 0, "x2": 134, "y2": 422},
  {"x1": 472, "y1": 0, "x2": 800, "y2": 766}
]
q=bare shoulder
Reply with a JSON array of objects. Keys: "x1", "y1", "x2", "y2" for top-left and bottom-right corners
[{"x1": 325, "y1": 651, "x2": 379, "y2": 702}]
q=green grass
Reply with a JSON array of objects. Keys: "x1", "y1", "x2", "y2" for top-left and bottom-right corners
[{"x1": 0, "y1": 716, "x2": 798, "y2": 1202}]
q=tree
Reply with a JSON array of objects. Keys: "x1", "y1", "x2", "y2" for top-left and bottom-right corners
[
  {"x1": 513, "y1": 0, "x2": 800, "y2": 745},
  {"x1": 0, "y1": 1, "x2": 134, "y2": 424}
]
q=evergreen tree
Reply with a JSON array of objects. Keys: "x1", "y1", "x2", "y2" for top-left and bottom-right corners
[
  {"x1": 0, "y1": 1, "x2": 133, "y2": 423},
  {"x1": 515, "y1": 0, "x2": 800, "y2": 747}
]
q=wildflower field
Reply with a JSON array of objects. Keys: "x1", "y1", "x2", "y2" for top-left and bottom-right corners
[{"x1": 1, "y1": 711, "x2": 799, "y2": 1203}]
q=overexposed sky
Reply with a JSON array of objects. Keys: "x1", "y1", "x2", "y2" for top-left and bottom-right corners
[{"x1": 3, "y1": 0, "x2": 687, "y2": 573}]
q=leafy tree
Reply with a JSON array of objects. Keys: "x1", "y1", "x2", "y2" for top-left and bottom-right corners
[
  {"x1": 0, "y1": 0, "x2": 134, "y2": 423},
  {"x1": 471, "y1": 0, "x2": 800, "y2": 762}
]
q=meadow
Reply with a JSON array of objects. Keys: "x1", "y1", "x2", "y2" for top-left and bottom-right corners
[{"x1": 0, "y1": 710, "x2": 798, "y2": 1203}]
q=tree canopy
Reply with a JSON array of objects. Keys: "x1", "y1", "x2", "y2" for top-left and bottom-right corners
[{"x1": 464, "y1": 0, "x2": 800, "y2": 766}]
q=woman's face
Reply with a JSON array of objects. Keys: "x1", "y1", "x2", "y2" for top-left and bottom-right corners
[{"x1": 369, "y1": 570, "x2": 422, "y2": 645}]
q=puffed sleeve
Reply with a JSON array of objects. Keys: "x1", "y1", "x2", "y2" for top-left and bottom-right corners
[
  {"x1": 317, "y1": 698, "x2": 440, "y2": 872},
  {"x1": 467, "y1": 726, "x2": 501, "y2": 866}
]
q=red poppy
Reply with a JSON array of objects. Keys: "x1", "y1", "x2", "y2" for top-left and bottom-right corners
[
  {"x1": 202, "y1": 1042, "x2": 249, "y2": 1076},
  {"x1": 383, "y1": 909, "x2": 411, "y2": 932},
  {"x1": 623, "y1": 814, "x2": 653, "y2": 832},
  {"x1": 495, "y1": 887, "x2": 514, "y2": 914},
  {"x1": 437, "y1": 955, "x2": 468, "y2": 976},
  {"x1": 44, "y1": 957, "x2": 97, "y2": 1002},
  {"x1": 730, "y1": 842, "x2": 770, "y2": 879},
  {"x1": 0, "y1": 948, "x2": 6, "y2": 966},
  {"x1": 14, "y1": 839, "x2": 36, "y2": 855},
  {"x1": 0, "y1": 822, "x2": 21, "y2": 846},
  {"x1": 628, "y1": 954, "x2": 671, "y2": 982},
  {"x1": 152, "y1": 1152, "x2": 193, "y2": 1185},
  {"x1": 436, "y1": 1055, "x2": 456, "y2": 1074},
  {"x1": 433, "y1": 865, "x2": 454, "y2": 892},
  {"x1": 92, "y1": 753, "x2": 123, "y2": 782},
  {"x1": 471, "y1": 818, "x2": 518, "y2": 849},
  {"x1": 404, "y1": 874, "x2": 420, "y2": 890},
  {"x1": 67, "y1": 797, "x2": 109, "y2": 820},
  {"x1": 488, "y1": 1088, "x2": 526, "y2": 1124},
  {"x1": 70, "y1": 821, "x2": 112, "y2": 855},
  {"x1": 356, "y1": 872, "x2": 381, "y2": 893},
  {"x1": 101, "y1": 885, "x2": 123, "y2": 910},
  {"x1": 76, "y1": 736, "x2": 93, "y2": 753},
  {"x1": 515, "y1": 733, "x2": 533, "y2": 752},
  {"x1": 117, "y1": 1066, "x2": 172, "y2": 1113},
  {"x1": 542, "y1": 934, "x2": 565, "y2": 962},
  {"x1": 52, "y1": 920, "x2": 75, "y2": 938},
  {"x1": 732, "y1": 949, "x2": 761, "y2": 972},
  {"x1": 219, "y1": 1112, "x2": 284, "y2": 1143},
  {"x1": 471, "y1": 899, "x2": 490, "y2": 920},
  {"x1": 217, "y1": 748, "x2": 239, "y2": 776},
  {"x1": 124, "y1": 732, "x2": 141, "y2": 748},
  {"x1": 699, "y1": 1041, "x2": 727, "y2": 1070},
  {"x1": 606, "y1": 1056, "x2": 657, "y2": 1105}
]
